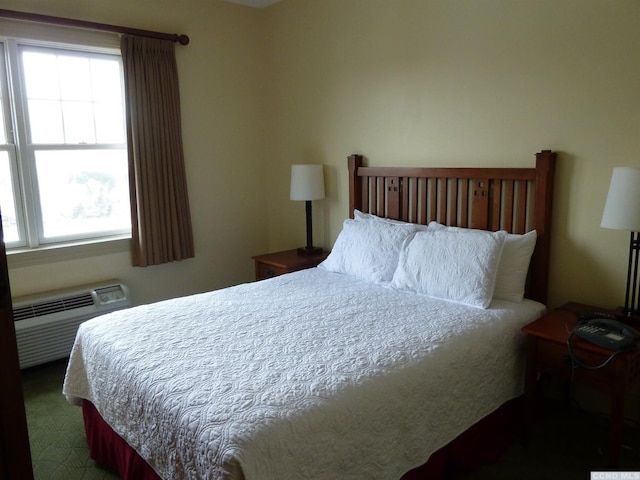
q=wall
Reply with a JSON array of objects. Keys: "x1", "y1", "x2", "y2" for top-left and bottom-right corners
[
  {"x1": 263, "y1": 0, "x2": 640, "y2": 311},
  {"x1": 4, "y1": 0, "x2": 640, "y2": 313},
  {"x1": 2, "y1": 0, "x2": 269, "y2": 305}
]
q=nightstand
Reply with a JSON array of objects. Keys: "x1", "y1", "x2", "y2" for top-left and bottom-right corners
[
  {"x1": 522, "y1": 302, "x2": 640, "y2": 467},
  {"x1": 252, "y1": 249, "x2": 329, "y2": 281}
]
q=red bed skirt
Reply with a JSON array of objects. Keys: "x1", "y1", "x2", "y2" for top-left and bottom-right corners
[{"x1": 82, "y1": 397, "x2": 522, "y2": 479}]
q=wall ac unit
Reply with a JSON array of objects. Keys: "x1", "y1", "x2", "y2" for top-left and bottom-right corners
[{"x1": 13, "y1": 281, "x2": 131, "y2": 369}]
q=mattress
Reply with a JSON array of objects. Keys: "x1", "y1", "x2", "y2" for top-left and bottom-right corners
[{"x1": 63, "y1": 267, "x2": 545, "y2": 480}]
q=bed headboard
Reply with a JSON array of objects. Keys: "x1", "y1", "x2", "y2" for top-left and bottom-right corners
[{"x1": 347, "y1": 150, "x2": 557, "y2": 304}]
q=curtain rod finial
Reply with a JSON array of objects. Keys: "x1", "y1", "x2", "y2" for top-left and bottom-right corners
[{"x1": 177, "y1": 34, "x2": 190, "y2": 45}]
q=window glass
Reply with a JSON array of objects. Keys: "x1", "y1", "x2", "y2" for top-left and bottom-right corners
[
  {"x1": 62, "y1": 102, "x2": 96, "y2": 144},
  {"x1": 35, "y1": 149, "x2": 130, "y2": 239},
  {"x1": 95, "y1": 102, "x2": 125, "y2": 143},
  {"x1": 22, "y1": 48, "x2": 126, "y2": 146},
  {"x1": 0, "y1": 152, "x2": 18, "y2": 243},
  {"x1": 58, "y1": 55, "x2": 92, "y2": 101},
  {"x1": 0, "y1": 87, "x2": 6, "y2": 145},
  {"x1": 26, "y1": 99, "x2": 65, "y2": 143},
  {"x1": 22, "y1": 51, "x2": 60, "y2": 100}
]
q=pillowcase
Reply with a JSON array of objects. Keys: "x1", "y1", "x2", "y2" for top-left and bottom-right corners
[
  {"x1": 390, "y1": 229, "x2": 507, "y2": 308},
  {"x1": 318, "y1": 218, "x2": 417, "y2": 284},
  {"x1": 493, "y1": 230, "x2": 537, "y2": 302},
  {"x1": 428, "y1": 222, "x2": 537, "y2": 303},
  {"x1": 353, "y1": 209, "x2": 429, "y2": 231}
]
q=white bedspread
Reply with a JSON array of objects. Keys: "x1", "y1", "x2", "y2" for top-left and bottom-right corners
[{"x1": 63, "y1": 268, "x2": 545, "y2": 480}]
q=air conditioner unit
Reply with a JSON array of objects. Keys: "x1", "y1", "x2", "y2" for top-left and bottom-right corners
[{"x1": 13, "y1": 281, "x2": 131, "y2": 369}]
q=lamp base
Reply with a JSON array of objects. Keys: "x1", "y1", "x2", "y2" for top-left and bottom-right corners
[
  {"x1": 297, "y1": 246, "x2": 323, "y2": 255},
  {"x1": 614, "y1": 306, "x2": 640, "y2": 325}
]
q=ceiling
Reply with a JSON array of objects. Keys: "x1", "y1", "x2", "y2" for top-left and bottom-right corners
[{"x1": 224, "y1": 0, "x2": 281, "y2": 7}]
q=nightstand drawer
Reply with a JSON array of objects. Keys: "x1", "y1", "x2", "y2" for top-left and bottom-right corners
[
  {"x1": 252, "y1": 249, "x2": 329, "y2": 281},
  {"x1": 256, "y1": 262, "x2": 290, "y2": 280},
  {"x1": 535, "y1": 339, "x2": 619, "y2": 390}
]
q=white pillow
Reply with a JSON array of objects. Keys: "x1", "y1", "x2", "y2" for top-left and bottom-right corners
[
  {"x1": 427, "y1": 222, "x2": 537, "y2": 303},
  {"x1": 353, "y1": 209, "x2": 429, "y2": 231},
  {"x1": 391, "y1": 229, "x2": 507, "y2": 308},
  {"x1": 493, "y1": 230, "x2": 537, "y2": 302},
  {"x1": 318, "y1": 218, "x2": 417, "y2": 284},
  {"x1": 353, "y1": 209, "x2": 380, "y2": 221}
]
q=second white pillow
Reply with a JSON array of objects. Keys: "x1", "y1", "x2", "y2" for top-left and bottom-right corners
[
  {"x1": 427, "y1": 222, "x2": 537, "y2": 302},
  {"x1": 391, "y1": 229, "x2": 507, "y2": 308}
]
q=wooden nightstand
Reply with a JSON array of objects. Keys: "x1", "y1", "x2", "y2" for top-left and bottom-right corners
[
  {"x1": 252, "y1": 249, "x2": 329, "y2": 281},
  {"x1": 522, "y1": 302, "x2": 640, "y2": 467}
]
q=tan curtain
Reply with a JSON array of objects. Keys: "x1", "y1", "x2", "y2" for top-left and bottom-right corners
[{"x1": 121, "y1": 35, "x2": 194, "y2": 266}]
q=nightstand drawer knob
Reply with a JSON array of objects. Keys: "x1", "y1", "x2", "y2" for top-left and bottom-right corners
[{"x1": 266, "y1": 269, "x2": 275, "y2": 277}]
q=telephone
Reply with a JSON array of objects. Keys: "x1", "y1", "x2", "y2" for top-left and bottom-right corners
[{"x1": 573, "y1": 311, "x2": 640, "y2": 352}]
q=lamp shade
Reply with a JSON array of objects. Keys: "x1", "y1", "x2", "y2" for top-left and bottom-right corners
[
  {"x1": 290, "y1": 164, "x2": 325, "y2": 201},
  {"x1": 601, "y1": 167, "x2": 640, "y2": 232}
]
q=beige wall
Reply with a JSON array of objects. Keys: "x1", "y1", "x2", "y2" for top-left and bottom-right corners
[
  {"x1": 3, "y1": 0, "x2": 640, "y2": 313},
  {"x1": 3, "y1": 0, "x2": 269, "y2": 304},
  {"x1": 263, "y1": 0, "x2": 640, "y2": 311}
]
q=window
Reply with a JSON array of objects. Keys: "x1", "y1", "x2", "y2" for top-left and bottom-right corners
[{"x1": 0, "y1": 38, "x2": 130, "y2": 251}]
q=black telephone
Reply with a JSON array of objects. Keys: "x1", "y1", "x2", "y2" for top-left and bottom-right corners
[{"x1": 573, "y1": 311, "x2": 640, "y2": 352}]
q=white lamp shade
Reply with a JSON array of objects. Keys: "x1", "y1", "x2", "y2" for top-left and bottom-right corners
[
  {"x1": 290, "y1": 164, "x2": 325, "y2": 201},
  {"x1": 601, "y1": 167, "x2": 640, "y2": 231}
]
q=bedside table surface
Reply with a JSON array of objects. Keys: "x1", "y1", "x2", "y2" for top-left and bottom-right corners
[
  {"x1": 252, "y1": 249, "x2": 330, "y2": 281},
  {"x1": 252, "y1": 249, "x2": 328, "y2": 269},
  {"x1": 522, "y1": 302, "x2": 640, "y2": 356}
]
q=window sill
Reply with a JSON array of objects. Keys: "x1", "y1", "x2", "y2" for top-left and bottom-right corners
[{"x1": 7, "y1": 236, "x2": 131, "y2": 269}]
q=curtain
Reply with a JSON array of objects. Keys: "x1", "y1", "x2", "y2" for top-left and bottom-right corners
[{"x1": 121, "y1": 35, "x2": 194, "y2": 266}]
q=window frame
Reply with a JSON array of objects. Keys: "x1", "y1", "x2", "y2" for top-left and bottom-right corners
[{"x1": 0, "y1": 32, "x2": 132, "y2": 263}]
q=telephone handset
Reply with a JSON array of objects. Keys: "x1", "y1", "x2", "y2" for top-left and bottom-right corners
[{"x1": 573, "y1": 311, "x2": 640, "y2": 352}]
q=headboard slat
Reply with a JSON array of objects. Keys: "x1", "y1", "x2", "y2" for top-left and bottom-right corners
[
  {"x1": 437, "y1": 179, "x2": 446, "y2": 225},
  {"x1": 503, "y1": 180, "x2": 515, "y2": 232},
  {"x1": 407, "y1": 177, "x2": 420, "y2": 223},
  {"x1": 459, "y1": 181, "x2": 469, "y2": 228},
  {"x1": 428, "y1": 179, "x2": 437, "y2": 225},
  {"x1": 449, "y1": 179, "x2": 458, "y2": 226},
  {"x1": 419, "y1": 179, "x2": 426, "y2": 224},
  {"x1": 516, "y1": 180, "x2": 528, "y2": 234},
  {"x1": 471, "y1": 179, "x2": 489, "y2": 230},
  {"x1": 387, "y1": 177, "x2": 400, "y2": 219}
]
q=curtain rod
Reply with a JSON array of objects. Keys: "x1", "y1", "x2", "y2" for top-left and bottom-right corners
[{"x1": 0, "y1": 8, "x2": 190, "y2": 45}]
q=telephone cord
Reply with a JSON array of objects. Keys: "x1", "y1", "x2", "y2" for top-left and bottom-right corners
[{"x1": 566, "y1": 331, "x2": 620, "y2": 370}]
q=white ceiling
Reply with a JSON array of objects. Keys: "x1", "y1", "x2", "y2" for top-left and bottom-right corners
[{"x1": 224, "y1": 0, "x2": 281, "y2": 7}]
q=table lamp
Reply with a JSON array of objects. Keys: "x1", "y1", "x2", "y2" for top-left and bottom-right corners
[
  {"x1": 290, "y1": 164, "x2": 325, "y2": 255},
  {"x1": 601, "y1": 166, "x2": 640, "y2": 316}
]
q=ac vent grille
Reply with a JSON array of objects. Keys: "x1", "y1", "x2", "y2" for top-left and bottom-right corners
[
  {"x1": 13, "y1": 281, "x2": 131, "y2": 369},
  {"x1": 13, "y1": 293, "x2": 94, "y2": 321}
]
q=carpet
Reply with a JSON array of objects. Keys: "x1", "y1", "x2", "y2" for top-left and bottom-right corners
[{"x1": 22, "y1": 359, "x2": 119, "y2": 480}]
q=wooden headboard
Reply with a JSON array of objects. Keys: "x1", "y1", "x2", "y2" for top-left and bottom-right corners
[{"x1": 347, "y1": 150, "x2": 557, "y2": 304}]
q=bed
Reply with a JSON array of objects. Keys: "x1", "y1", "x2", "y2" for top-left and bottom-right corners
[{"x1": 63, "y1": 149, "x2": 557, "y2": 480}]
